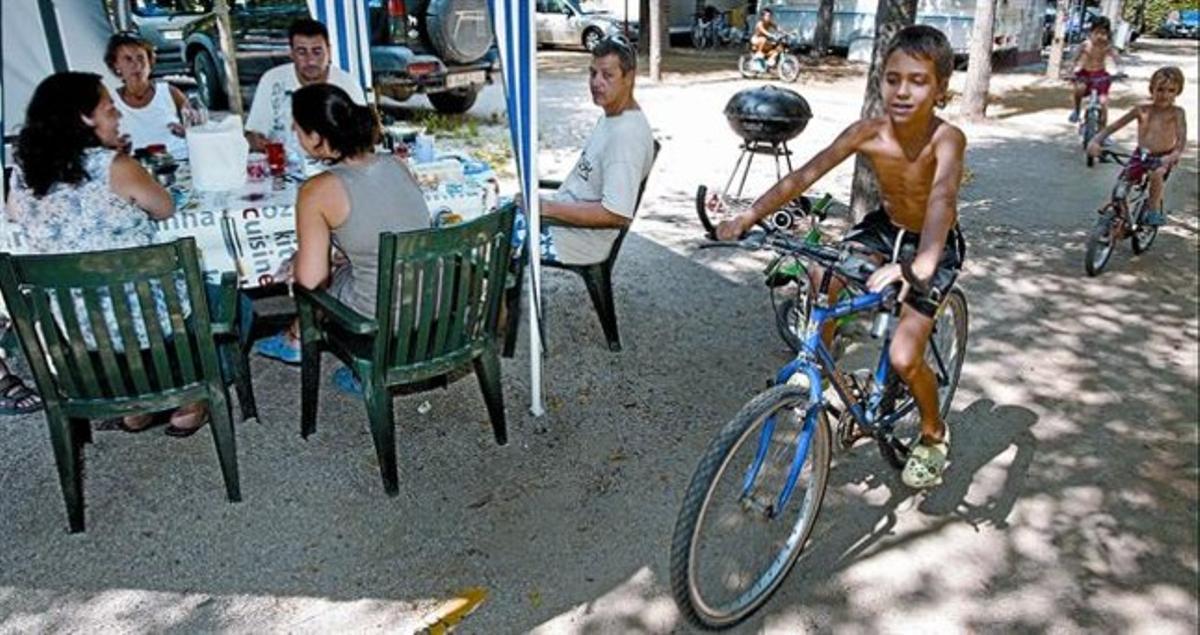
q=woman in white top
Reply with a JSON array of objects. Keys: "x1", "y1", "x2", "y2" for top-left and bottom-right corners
[{"x1": 105, "y1": 33, "x2": 192, "y2": 159}]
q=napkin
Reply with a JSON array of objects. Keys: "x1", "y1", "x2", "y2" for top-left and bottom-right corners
[{"x1": 187, "y1": 115, "x2": 249, "y2": 191}]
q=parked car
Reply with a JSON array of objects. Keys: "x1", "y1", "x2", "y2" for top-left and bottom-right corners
[
  {"x1": 1159, "y1": 9, "x2": 1200, "y2": 39},
  {"x1": 112, "y1": 0, "x2": 212, "y2": 77},
  {"x1": 182, "y1": 0, "x2": 497, "y2": 114},
  {"x1": 535, "y1": 0, "x2": 637, "y2": 51}
]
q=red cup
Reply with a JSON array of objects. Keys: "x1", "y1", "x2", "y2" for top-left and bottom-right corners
[{"x1": 265, "y1": 142, "x2": 287, "y2": 176}]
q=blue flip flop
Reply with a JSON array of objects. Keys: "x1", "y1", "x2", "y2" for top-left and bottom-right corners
[
  {"x1": 333, "y1": 366, "x2": 363, "y2": 397},
  {"x1": 253, "y1": 332, "x2": 301, "y2": 365}
]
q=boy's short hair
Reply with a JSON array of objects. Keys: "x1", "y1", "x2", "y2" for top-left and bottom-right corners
[
  {"x1": 884, "y1": 25, "x2": 954, "y2": 87},
  {"x1": 1090, "y1": 16, "x2": 1111, "y2": 36},
  {"x1": 1150, "y1": 66, "x2": 1185, "y2": 94},
  {"x1": 288, "y1": 18, "x2": 330, "y2": 46},
  {"x1": 592, "y1": 35, "x2": 637, "y2": 75},
  {"x1": 104, "y1": 32, "x2": 156, "y2": 73}
]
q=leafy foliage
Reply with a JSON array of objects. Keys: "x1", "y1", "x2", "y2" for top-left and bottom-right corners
[{"x1": 1126, "y1": 0, "x2": 1200, "y2": 30}]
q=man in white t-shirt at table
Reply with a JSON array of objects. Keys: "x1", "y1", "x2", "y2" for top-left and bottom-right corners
[
  {"x1": 520, "y1": 35, "x2": 654, "y2": 265},
  {"x1": 244, "y1": 18, "x2": 367, "y2": 159}
]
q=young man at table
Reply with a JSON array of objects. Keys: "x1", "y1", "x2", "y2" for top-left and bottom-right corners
[
  {"x1": 244, "y1": 18, "x2": 367, "y2": 162},
  {"x1": 515, "y1": 35, "x2": 655, "y2": 266}
]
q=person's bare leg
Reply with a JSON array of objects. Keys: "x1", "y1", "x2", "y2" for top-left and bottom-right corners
[
  {"x1": 1072, "y1": 83, "x2": 1085, "y2": 115},
  {"x1": 889, "y1": 305, "x2": 943, "y2": 444},
  {"x1": 1149, "y1": 169, "x2": 1165, "y2": 211}
]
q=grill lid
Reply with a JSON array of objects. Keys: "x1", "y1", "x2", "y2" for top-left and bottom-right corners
[{"x1": 724, "y1": 86, "x2": 813, "y2": 144}]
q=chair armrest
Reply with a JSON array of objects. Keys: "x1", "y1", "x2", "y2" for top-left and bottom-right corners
[
  {"x1": 294, "y1": 285, "x2": 378, "y2": 336},
  {"x1": 209, "y1": 272, "x2": 239, "y2": 336},
  {"x1": 538, "y1": 179, "x2": 563, "y2": 191}
]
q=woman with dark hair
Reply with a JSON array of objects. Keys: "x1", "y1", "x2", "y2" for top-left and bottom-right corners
[
  {"x1": 4, "y1": 71, "x2": 207, "y2": 435},
  {"x1": 105, "y1": 32, "x2": 193, "y2": 158},
  {"x1": 253, "y1": 84, "x2": 430, "y2": 372}
]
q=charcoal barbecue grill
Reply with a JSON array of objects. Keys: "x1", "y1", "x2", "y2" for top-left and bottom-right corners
[{"x1": 721, "y1": 85, "x2": 812, "y2": 196}]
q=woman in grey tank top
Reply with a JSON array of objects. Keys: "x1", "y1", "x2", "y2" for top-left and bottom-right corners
[{"x1": 252, "y1": 84, "x2": 430, "y2": 366}]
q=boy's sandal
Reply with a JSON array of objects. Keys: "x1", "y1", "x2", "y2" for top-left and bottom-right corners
[
  {"x1": 0, "y1": 374, "x2": 42, "y2": 415},
  {"x1": 902, "y1": 427, "x2": 950, "y2": 489}
]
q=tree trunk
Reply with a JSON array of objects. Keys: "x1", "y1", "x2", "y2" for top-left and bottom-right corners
[
  {"x1": 1046, "y1": 1, "x2": 1070, "y2": 78},
  {"x1": 812, "y1": 0, "x2": 835, "y2": 57},
  {"x1": 961, "y1": 0, "x2": 997, "y2": 120},
  {"x1": 650, "y1": 0, "x2": 663, "y2": 81},
  {"x1": 1102, "y1": 0, "x2": 1123, "y2": 24},
  {"x1": 639, "y1": 0, "x2": 650, "y2": 54},
  {"x1": 850, "y1": 0, "x2": 918, "y2": 220},
  {"x1": 213, "y1": 0, "x2": 244, "y2": 116}
]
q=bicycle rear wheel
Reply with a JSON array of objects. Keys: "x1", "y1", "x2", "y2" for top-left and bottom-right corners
[
  {"x1": 670, "y1": 385, "x2": 831, "y2": 629},
  {"x1": 777, "y1": 54, "x2": 802, "y2": 82},
  {"x1": 876, "y1": 288, "x2": 969, "y2": 469},
  {"x1": 1085, "y1": 210, "x2": 1118, "y2": 276},
  {"x1": 1131, "y1": 197, "x2": 1158, "y2": 254}
]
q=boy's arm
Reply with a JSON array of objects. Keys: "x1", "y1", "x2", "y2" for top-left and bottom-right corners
[
  {"x1": 910, "y1": 127, "x2": 966, "y2": 282},
  {"x1": 1088, "y1": 106, "x2": 1139, "y2": 154},
  {"x1": 1106, "y1": 47, "x2": 1123, "y2": 75},
  {"x1": 719, "y1": 121, "x2": 871, "y2": 239}
]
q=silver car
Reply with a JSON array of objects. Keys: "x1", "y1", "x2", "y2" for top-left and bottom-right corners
[{"x1": 536, "y1": 0, "x2": 638, "y2": 51}]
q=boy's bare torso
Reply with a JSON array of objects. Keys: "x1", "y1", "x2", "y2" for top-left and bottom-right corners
[
  {"x1": 1137, "y1": 105, "x2": 1185, "y2": 154},
  {"x1": 857, "y1": 116, "x2": 959, "y2": 232},
  {"x1": 1078, "y1": 40, "x2": 1113, "y2": 72}
]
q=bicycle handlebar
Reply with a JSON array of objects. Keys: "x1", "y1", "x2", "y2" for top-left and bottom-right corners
[{"x1": 701, "y1": 229, "x2": 882, "y2": 289}]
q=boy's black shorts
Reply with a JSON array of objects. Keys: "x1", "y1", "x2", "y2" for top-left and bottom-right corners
[{"x1": 841, "y1": 208, "x2": 966, "y2": 318}]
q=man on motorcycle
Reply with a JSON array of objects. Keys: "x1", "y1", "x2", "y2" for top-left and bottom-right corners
[{"x1": 749, "y1": 8, "x2": 782, "y2": 72}]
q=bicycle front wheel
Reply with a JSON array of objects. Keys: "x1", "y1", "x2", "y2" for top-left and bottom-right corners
[
  {"x1": 670, "y1": 385, "x2": 832, "y2": 629},
  {"x1": 1085, "y1": 210, "x2": 1118, "y2": 276},
  {"x1": 777, "y1": 54, "x2": 802, "y2": 82},
  {"x1": 1131, "y1": 197, "x2": 1158, "y2": 254}
]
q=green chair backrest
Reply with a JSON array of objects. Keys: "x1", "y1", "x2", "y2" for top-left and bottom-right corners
[
  {"x1": 373, "y1": 204, "x2": 516, "y2": 373},
  {"x1": 0, "y1": 239, "x2": 220, "y2": 404}
]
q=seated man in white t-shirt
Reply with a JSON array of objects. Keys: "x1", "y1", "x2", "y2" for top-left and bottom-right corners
[
  {"x1": 244, "y1": 18, "x2": 367, "y2": 157},
  {"x1": 522, "y1": 36, "x2": 654, "y2": 265}
]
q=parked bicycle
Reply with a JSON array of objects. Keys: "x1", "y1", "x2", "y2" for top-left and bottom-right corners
[
  {"x1": 671, "y1": 228, "x2": 968, "y2": 629},
  {"x1": 693, "y1": 6, "x2": 745, "y2": 50},
  {"x1": 1084, "y1": 149, "x2": 1163, "y2": 276},
  {"x1": 695, "y1": 188, "x2": 838, "y2": 352}
]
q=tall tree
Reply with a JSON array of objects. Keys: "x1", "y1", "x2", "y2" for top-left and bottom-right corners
[
  {"x1": 214, "y1": 0, "x2": 244, "y2": 115},
  {"x1": 1046, "y1": 0, "x2": 1071, "y2": 79},
  {"x1": 639, "y1": 0, "x2": 650, "y2": 54},
  {"x1": 650, "y1": 0, "x2": 663, "y2": 81},
  {"x1": 849, "y1": 0, "x2": 918, "y2": 219},
  {"x1": 961, "y1": 0, "x2": 998, "y2": 119},
  {"x1": 812, "y1": 0, "x2": 836, "y2": 58}
]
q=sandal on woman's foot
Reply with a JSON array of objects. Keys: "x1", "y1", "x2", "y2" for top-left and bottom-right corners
[
  {"x1": 253, "y1": 332, "x2": 301, "y2": 365},
  {"x1": 332, "y1": 366, "x2": 363, "y2": 397},
  {"x1": 165, "y1": 403, "x2": 209, "y2": 438},
  {"x1": 902, "y1": 428, "x2": 950, "y2": 489},
  {"x1": 0, "y1": 373, "x2": 42, "y2": 415}
]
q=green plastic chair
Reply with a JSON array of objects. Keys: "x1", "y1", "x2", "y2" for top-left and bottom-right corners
[
  {"x1": 503, "y1": 139, "x2": 659, "y2": 355},
  {"x1": 296, "y1": 204, "x2": 516, "y2": 496},
  {"x1": 0, "y1": 239, "x2": 251, "y2": 533}
]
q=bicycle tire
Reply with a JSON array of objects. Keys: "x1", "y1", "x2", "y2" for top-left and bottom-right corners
[
  {"x1": 1082, "y1": 112, "x2": 1098, "y2": 167},
  {"x1": 875, "y1": 288, "x2": 969, "y2": 470},
  {"x1": 1085, "y1": 210, "x2": 1117, "y2": 276},
  {"x1": 772, "y1": 288, "x2": 809, "y2": 353},
  {"x1": 1131, "y1": 197, "x2": 1158, "y2": 254},
  {"x1": 670, "y1": 385, "x2": 832, "y2": 630},
  {"x1": 777, "y1": 54, "x2": 802, "y2": 82},
  {"x1": 738, "y1": 54, "x2": 756, "y2": 79},
  {"x1": 696, "y1": 184, "x2": 716, "y2": 237}
]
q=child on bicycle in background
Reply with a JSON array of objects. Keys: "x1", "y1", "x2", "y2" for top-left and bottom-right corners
[
  {"x1": 749, "y1": 8, "x2": 780, "y2": 72},
  {"x1": 717, "y1": 25, "x2": 966, "y2": 489},
  {"x1": 1087, "y1": 66, "x2": 1187, "y2": 226},
  {"x1": 1069, "y1": 16, "x2": 1122, "y2": 129}
]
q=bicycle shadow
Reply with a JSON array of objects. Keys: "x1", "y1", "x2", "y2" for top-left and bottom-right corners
[{"x1": 760, "y1": 397, "x2": 1038, "y2": 611}]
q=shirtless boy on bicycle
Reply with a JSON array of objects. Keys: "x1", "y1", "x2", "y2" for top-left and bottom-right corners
[
  {"x1": 717, "y1": 25, "x2": 966, "y2": 489},
  {"x1": 1087, "y1": 66, "x2": 1188, "y2": 226},
  {"x1": 1070, "y1": 16, "x2": 1122, "y2": 128},
  {"x1": 749, "y1": 8, "x2": 780, "y2": 71}
]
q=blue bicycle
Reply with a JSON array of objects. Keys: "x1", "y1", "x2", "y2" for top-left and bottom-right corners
[{"x1": 670, "y1": 230, "x2": 969, "y2": 629}]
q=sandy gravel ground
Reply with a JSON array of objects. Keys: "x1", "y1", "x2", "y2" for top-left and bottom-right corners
[{"x1": 1, "y1": 39, "x2": 1196, "y2": 634}]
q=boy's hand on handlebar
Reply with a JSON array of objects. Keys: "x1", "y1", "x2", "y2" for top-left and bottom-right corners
[
  {"x1": 715, "y1": 212, "x2": 753, "y2": 241},
  {"x1": 867, "y1": 263, "x2": 912, "y2": 304}
]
